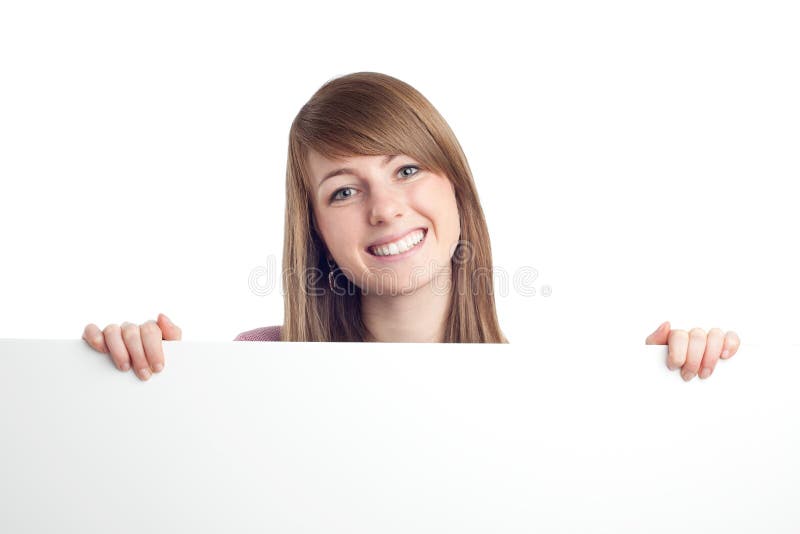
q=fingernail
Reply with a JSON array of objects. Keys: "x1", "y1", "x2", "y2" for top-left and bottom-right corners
[
  {"x1": 153, "y1": 362, "x2": 164, "y2": 373},
  {"x1": 721, "y1": 350, "x2": 730, "y2": 359},
  {"x1": 121, "y1": 362, "x2": 130, "y2": 372},
  {"x1": 681, "y1": 370, "x2": 695, "y2": 381},
  {"x1": 139, "y1": 368, "x2": 151, "y2": 380},
  {"x1": 699, "y1": 368, "x2": 712, "y2": 379}
]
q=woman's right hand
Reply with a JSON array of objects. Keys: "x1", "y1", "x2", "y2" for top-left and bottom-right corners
[{"x1": 82, "y1": 313, "x2": 182, "y2": 381}]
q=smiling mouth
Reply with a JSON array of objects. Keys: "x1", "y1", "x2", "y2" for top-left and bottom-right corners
[{"x1": 367, "y1": 228, "x2": 427, "y2": 257}]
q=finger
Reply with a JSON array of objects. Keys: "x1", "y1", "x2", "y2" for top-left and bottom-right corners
[
  {"x1": 82, "y1": 323, "x2": 109, "y2": 353},
  {"x1": 157, "y1": 313, "x2": 182, "y2": 341},
  {"x1": 140, "y1": 320, "x2": 165, "y2": 373},
  {"x1": 720, "y1": 331, "x2": 740, "y2": 359},
  {"x1": 102, "y1": 324, "x2": 130, "y2": 372},
  {"x1": 645, "y1": 321, "x2": 670, "y2": 345},
  {"x1": 666, "y1": 329, "x2": 688, "y2": 370},
  {"x1": 121, "y1": 322, "x2": 151, "y2": 381},
  {"x1": 699, "y1": 328, "x2": 725, "y2": 379},
  {"x1": 681, "y1": 328, "x2": 707, "y2": 381}
]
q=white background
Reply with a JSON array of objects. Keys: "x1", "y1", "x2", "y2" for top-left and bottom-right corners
[{"x1": 1, "y1": 0, "x2": 797, "y2": 345}]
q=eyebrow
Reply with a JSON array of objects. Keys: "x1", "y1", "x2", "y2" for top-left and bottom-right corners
[{"x1": 317, "y1": 154, "x2": 397, "y2": 188}]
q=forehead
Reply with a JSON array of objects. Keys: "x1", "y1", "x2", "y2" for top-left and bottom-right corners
[
  {"x1": 307, "y1": 149, "x2": 383, "y2": 170},
  {"x1": 306, "y1": 148, "x2": 351, "y2": 172}
]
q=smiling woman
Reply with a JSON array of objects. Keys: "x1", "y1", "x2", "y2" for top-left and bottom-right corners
[
  {"x1": 81, "y1": 72, "x2": 741, "y2": 380},
  {"x1": 283, "y1": 72, "x2": 508, "y2": 342},
  {"x1": 81, "y1": 72, "x2": 509, "y2": 379}
]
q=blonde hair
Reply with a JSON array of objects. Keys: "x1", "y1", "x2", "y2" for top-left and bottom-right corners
[{"x1": 281, "y1": 72, "x2": 508, "y2": 343}]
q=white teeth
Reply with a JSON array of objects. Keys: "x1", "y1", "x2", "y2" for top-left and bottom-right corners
[{"x1": 370, "y1": 229, "x2": 425, "y2": 256}]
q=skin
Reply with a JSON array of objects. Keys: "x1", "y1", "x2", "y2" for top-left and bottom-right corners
[
  {"x1": 645, "y1": 321, "x2": 740, "y2": 381},
  {"x1": 307, "y1": 150, "x2": 462, "y2": 343},
  {"x1": 81, "y1": 152, "x2": 742, "y2": 379},
  {"x1": 82, "y1": 313, "x2": 180, "y2": 381}
]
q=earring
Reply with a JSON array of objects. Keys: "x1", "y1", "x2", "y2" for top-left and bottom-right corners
[{"x1": 327, "y1": 257, "x2": 338, "y2": 291}]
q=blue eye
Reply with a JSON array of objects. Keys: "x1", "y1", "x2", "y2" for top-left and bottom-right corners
[
  {"x1": 331, "y1": 187, "x2": 356, "y2": 202},
  {"x1": 398, "y1": 165, "x2": 420, "y2": 179},
  {"x1": 329, "y1": 165, "x2": 422, "y2": 203}
]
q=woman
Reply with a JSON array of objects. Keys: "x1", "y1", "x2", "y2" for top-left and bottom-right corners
[{"x1": 82, "y1": 72, "x2": 740, "y2": 380}]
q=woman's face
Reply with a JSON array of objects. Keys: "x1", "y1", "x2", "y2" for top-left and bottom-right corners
[{"x1": 307, "y1": 149, "x2": 461, "y2": 295}]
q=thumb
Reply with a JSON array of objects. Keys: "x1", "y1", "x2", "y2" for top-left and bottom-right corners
[
  {"x1": 645, "y1": 321, "x2": 670, "y2": 345},
  {"x1": 157, "y1": 313, "x2": 182, "y2": 341}
]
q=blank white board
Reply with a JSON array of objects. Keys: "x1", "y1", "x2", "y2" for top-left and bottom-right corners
[{"x1": 0, "y1": 339, "x2": 798, "y2": 533}]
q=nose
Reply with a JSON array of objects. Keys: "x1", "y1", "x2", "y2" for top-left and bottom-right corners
[{"x1": 368, "y1": 185, "x2": 405, "y2": 226}]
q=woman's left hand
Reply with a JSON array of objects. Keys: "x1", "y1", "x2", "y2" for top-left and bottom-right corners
[{"x1": 645, "y1": 321, "x2": 741, "y2": 381}]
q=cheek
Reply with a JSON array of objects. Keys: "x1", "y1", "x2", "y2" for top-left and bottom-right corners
[
  {"x1": 314, "y1": 212, "x2": 337, "y2": 254},
  {"x1": 413, "y1": 178, "x2": 458, "y2": 216},
  {"x1": 436, "y1": 185, "x2": 461, "y2": 257},
  {"x1": 317, "y1": 213, "x2": 360, "y2": 260},
  {"x1": 434, "y1": 183, "x2": 460, "y2": 236},
  {"x1": 410, "y1": 179, "x2": 460, "y2": 249}
]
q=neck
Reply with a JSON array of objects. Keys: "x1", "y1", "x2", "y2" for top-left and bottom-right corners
[{"x1": 360, "y1": 275, "x2": 453, "y2": 343}]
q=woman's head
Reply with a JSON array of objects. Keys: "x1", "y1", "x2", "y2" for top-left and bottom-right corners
[
  {"x1": 306, "y1": 149, "x2": 461, "y2": 298},
  {"x1": 282, "y1": 72, "x2": 507, "y2": 342}
]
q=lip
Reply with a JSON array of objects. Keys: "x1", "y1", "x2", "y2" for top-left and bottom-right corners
[
  {"x1": 365, "y1": 227, "x2": 427, "y2": 250},
  {"x1": 365, "y1": 228, "x2": 428, "y2": 261}
]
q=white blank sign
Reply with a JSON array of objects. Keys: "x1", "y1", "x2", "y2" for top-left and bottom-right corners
[{"x1": 1, "y1": 339, "x2": 797, "y2": 533}]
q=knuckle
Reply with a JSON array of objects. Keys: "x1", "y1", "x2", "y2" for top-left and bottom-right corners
[
  {"x1": 689, "y1": 327, "x2": 706, "y2": 339},
  {"x1": 703, "y1": 345, "x2": 721, "y2": 360},
  {"x1": 108, "y1": 347, "x2": 129, "y2": 368},
  {"x1": 103, "y1": 323, "x2": 120, "y2": 335},
  {"x1": 83, "y1": 326, "x2": 100, "y2": 346},
  {"x1": 668, "y1": 352, "x2": 684, "y2": 367},
  {"x1": 120, "y1": 322, "x2": 140, "y2": 340},
  {"x1": 668, "y1": 329, "x2": 686, "y2": 342},
  {"x1": 708, "y1": 327, "x2": 724, "y2": 338},
  {"x1": 145, "y1": 345, "x2": 164, "y2": 364},
  {"x1": 140, "y1": 321, "x2": 161, "y2": 337}
]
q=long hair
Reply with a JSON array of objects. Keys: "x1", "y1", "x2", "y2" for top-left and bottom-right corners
[{"x1": 281, "y1": 72, "x2": 508, "y2": 343}]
